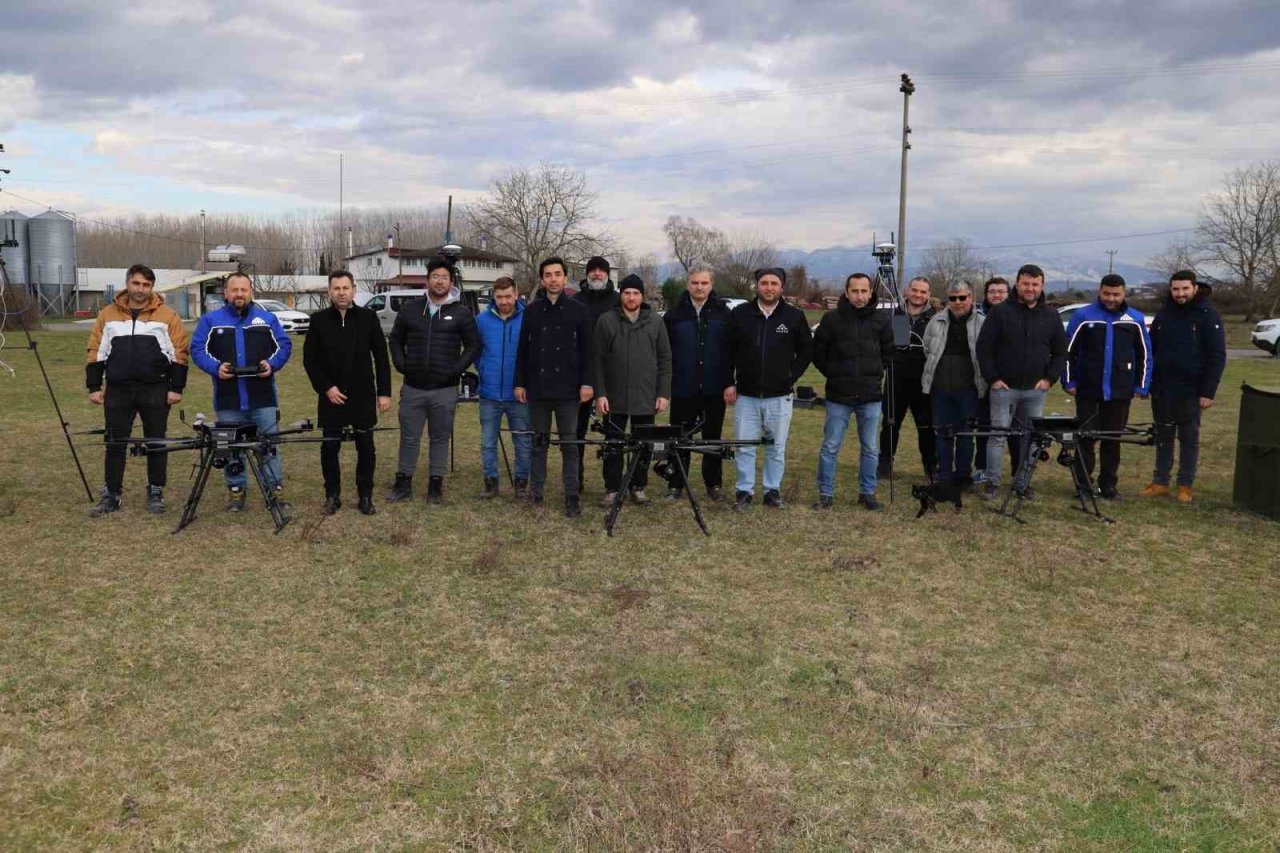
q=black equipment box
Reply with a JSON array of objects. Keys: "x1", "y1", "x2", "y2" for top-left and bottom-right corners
[{"x1": 1233, "y1": 384, "x2": 1280, "y2": 520}]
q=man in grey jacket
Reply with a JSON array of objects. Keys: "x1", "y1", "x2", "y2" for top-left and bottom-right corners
[
  {"x1": 921, "y1": 281, "x2": 986, "y2": 485},
  {"x1": 592, "y1": 274, "x2": 672, "y2": 505}
]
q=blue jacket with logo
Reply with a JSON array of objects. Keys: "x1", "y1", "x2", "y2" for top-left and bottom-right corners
[
  {"x1": 1062, "y1": 300, "x2": 1152, "y2": 401},
  {"x1": 191, "y1": 301, "x2": 292, "y2": 411},
  {"x1": 475, "y1": 298, "x2": 524, "y2": 402}
]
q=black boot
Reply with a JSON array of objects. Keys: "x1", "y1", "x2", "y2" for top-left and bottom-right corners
[
  {"x1": 89, "y1": 487, "x2": 122, "y2": 518},
  {"x1": 386, "y1": 473, "x2": 412, "y2": 503},
  {"x1": 146, "y1": 485, "x2": 166, "y2": 514},
  {"x1": 323, "y1": 494, "x2": 342, "y2": 515},
  {"x1": 514, "y1": 478, "x2": 528, "y2": 500},
  {"x1": 426, "y1": 475, "x2": 444, "y2": 505},
  {"x1": 480, "y1": 477, "x2": 500, "y2": 499},
  {"x1": 358, "y1": 494, "x2": 377, "y2": 515}
]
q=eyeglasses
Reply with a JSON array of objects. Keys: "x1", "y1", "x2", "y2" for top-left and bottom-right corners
[{"x1": 948, "y1": 295, "x2": 970, "y2": 302}]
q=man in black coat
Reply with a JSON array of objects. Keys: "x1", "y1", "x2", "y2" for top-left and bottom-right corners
[
  {"x1": 878, "y1": 275, "x2": 937, "y2": 482},
  {"x1": 515, "y1": 257, "x2": 593, "y2": 517},
  {"x1": 386, "y1": 259, "x2": 481, "y2": 505},
  {"x1": 572, "y1": 255, "x2": 620, "y2": 493},
  {"x1": 975, "y1": 263, "x2": 1067, "y2": 500},
  {"x1": 663, "y1": 262, "x2": 734, "y2": 500},
  {"x1": 303, "y1": 271, "x2": 392, "y2": 515},
  {"x1": 1140, "y1": 270, "x2": 1226, "y2": 504},
  {"x1": 812, "y1": 272, "x2": 895, "y2": 510}
]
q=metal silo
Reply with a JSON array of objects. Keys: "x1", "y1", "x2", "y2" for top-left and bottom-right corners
[
  {"x1": 28, "y1": 210, "x2": 77, "y2": 314},
  {"x1": 0, "y1": 210, "x2": 28, "y2": 284}
]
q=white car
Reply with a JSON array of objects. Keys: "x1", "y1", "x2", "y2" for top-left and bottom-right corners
[
  {"x1": 1252, "y1": 318, "x2": 1280, "y2": 356},
  {"x1": 256, "y1": 299, "x2": 310, "y2": 334},
  {"x1": 1058, "y1": 302, "x2": 1153, "y2": 331}
]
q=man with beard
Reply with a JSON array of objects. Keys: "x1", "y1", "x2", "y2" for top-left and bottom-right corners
[
  {"x1": 1140, "y1": 270, "x2": 1225, "y2": 504},
  {"x1": 726, "y1": 267, "x2": 813, "y2": 511},
  {"x1": 663, "y1": 262, "x2": 734, "y2": 501},
  {"x1": 572, "y1": 255, "x2": 619, "y2": 494},
  {"x1": 303, "y1": 270, "x2": 392, "y2": 515},
  {"x1": 813, "y1": 273, "x2": 895, "y2": 510},
  {"x1": 191, "y1": 271, "x2": 293, "y2": 511},
  {"x1": 386, "y1": 259, "x2": 481, "y2": 505}
]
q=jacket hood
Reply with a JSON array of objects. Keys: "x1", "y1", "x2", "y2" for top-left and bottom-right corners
[
  {"x1": 113, "y1": 289, "x2": 166, "y2": 312},
  {"x1": 837, "y1": 294, "x2": 879, "y2": 318},
  {"x1": 1163, "y1": 286, "x2": 1211, "y2": 310},
  {"x1": 486, "y1": 297, "x2": 524, "y2": 319},
  {"x1": 1011, "y1": 291, "x2": 1048, "y2": 310},
  {"x1": 616, "y1": 302, "x2": 654, "y2": 322},
  {"x1": 1095, "y1": 297, "x2": 1130, "y2": 315}
]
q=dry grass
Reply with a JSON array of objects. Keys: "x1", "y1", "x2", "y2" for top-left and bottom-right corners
[{"x1": 1, "y1": 330, "x2": 1279, "y2": 849}]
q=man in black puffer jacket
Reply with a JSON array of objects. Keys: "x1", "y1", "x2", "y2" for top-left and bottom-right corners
[
  {"x1": 571, "y1": 255, "x2": 620, "y2": 493},
  {"x1": 812, "y1": 272, "x2": 895, "y2": 510},
  {"x1": 1140, "y1": 270, "x2": 1226, "y2": 504},
  {"x1": 386, "y1": 259, "x2": 481, "y2": 504},
  {"x1": 726, "y1": 267, "x2": 812, "y2": 511}
]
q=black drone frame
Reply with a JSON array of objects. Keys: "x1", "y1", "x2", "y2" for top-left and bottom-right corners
[
  {"x1": 104, "y1": 414, "x2": 392, "y2": 533},
  {"x1": 512, "y1": 416, "x2": 773, "y2": 536},
  {"x1": 944, "y1": 414, "x2": 1157, "y2": 524}
]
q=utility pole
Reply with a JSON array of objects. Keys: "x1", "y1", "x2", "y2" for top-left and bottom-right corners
[
  {"x1": 338, "y1": 154, "x2": 344, "y2": 260},
  {"x1": 200, "y1": 209, "x2": 206, "y2": 274},
  {"x1": 395, "y1": 222, "x2": 402, "y2": 278},
  {"x1": 1106, "y1": 249, "x2": 1117, "y2": 274},
  {"x1": 896, "y1": 73, "x2": 915, "y2": 287}
]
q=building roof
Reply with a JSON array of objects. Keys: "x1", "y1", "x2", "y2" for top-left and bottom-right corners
[{"x1": 344, "y1": 243, "x2": 518, "y2": 264}]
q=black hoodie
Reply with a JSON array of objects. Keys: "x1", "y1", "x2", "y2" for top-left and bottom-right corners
[
  {"x1": 727, "y1": 298, "x2": 813, "y2": 398},
  {"x1": 975, "y1": 293, "x2": 1067, "y2": 390}
]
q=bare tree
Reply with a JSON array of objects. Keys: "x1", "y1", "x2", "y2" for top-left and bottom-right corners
[
  {"x1": 1147, "y1": 235, "x2": 1206, "y2": 282},
  {"x1": 468, "y1": 163, "x2": 613, "y2": 287},
  {"x1": 1197, "y1": 161, "x2": 1280, "y2": 320},
  {"x1": 663, "y1": 216, "x2": 728, "y2": 274},
  {"x1": 919, "y1": 238, "x2": 992, "y2": 295},
  {"x1": 714, "y1": 231, "x2": 779, "y2": 298}
]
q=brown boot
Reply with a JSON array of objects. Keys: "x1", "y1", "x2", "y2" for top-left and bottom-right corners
[
  {"x1": 1176, "y1": 486, "x2": 1193, "y2": 504},
  {"x1": 1139, "y1": 482, "x2": 1170, "y2": 498}
]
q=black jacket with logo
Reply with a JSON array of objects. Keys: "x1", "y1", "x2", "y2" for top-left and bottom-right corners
[
  {"x1": 727, "y1": 299, "x2": 813, "y2": 398},
  {"x1": 975, "y1": 294, "x2": 1068, "y2": 389},
  {"x1": 388, "y1": 294, "x2": 481, "y2": 391},
  {"x1": 812, "y1": 297, "x2": 895, "y2": 404},
  {"x1": 515, "y1": 293, "x2": 593, "y2": 401}
]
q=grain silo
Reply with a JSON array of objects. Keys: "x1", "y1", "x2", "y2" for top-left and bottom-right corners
[
  {"x1": 0, "y1": 210, "x2": 29, "y2": 284},
  {"x1": 27, "y1": 210, "x2": 77, "y2": 313}
]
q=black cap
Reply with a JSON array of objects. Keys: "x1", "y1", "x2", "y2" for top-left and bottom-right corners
[
  {"x1": 585, "y1": 256, "x2": 611, "y2": 275},
  {"x1": 619, "y1": 274, "x2": 645, "y2": 295},
  {"x1": 754, "y1": 267, "x2": 787, "y2": 286}
]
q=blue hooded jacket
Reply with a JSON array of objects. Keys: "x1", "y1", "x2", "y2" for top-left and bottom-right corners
[
  {"x1": 474, "y1": 297, "x2": 524, "y2": 402},
  {"x1": 191, "y1": 301, "x2": 292, "y2": 411}
]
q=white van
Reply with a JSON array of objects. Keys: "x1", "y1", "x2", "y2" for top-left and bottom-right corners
[{"x1": 362, "y1": 287, "x2": 475, "y2": 334}]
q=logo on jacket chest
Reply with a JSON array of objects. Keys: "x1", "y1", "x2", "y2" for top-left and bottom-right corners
[{"x1": 775, "y1": 324, "x2": 789, "y2": 333}]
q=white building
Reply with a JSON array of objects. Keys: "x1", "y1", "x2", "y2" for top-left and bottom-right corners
[
  {"x1": 343, "y1": 244, "x2": 518, "y2": 293},
  {"x1": 75, "y1": 268, "x2": 331, "y2": 318}
]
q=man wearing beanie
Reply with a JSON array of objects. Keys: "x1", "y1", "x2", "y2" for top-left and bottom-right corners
[
  {"x1": 591, "y1": 274, "x2": 672, "y2": 505},
  {"x1": 725, "y1": 267, "x2": 813, "y2": 510},
  {"x1": 573, "y1": 255, "x2": 620, "y2": 494}
]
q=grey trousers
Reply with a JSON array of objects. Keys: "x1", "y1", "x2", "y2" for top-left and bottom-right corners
[
  {"x1": 529, "y1": 398, "x2": 580, "y2": 499},
  {"x1": 397, "y1": 384, "x2": 457, "y2": 478}
]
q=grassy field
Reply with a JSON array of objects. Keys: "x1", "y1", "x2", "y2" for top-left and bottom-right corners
[{"x1": 2, "y1": 329, "x2": 1279, "y2": 850}]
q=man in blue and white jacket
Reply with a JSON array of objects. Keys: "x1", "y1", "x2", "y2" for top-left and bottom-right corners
[
  {"x1": 1062, "y1": 273, "x2": 1152, "y2": 500},
  {"x1": 474, "y1": 277, "x2": 530, "y2": 500},
  {"x1": 191, "y1": 272, "x2": 293, "y2": 510}
]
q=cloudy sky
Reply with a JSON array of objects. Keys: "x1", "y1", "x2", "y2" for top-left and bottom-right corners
[{"x1": 2, "y1": 0, "x2": 1278, "y2": 265}]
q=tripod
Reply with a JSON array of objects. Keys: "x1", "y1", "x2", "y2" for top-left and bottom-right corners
[
  {"x1": 0, "y1": 254, "x2": 94, "y2": 501},
  {"x1": 872, "y1": 238, "x2": 910, "y2": 504}
]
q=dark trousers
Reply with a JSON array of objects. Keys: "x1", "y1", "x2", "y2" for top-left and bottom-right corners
[
  {"x1": 575, "y1": 400, "x2": 594, "y2": 491},
  {"x1": 1075, "y1": 397, "x2": 1132, "y2": 491},
  {"x1": 880, "y1": 365, "x2": 935, "y2": 477},
  {"x1": 530, "y1": 398, "x2": 580, "y2": 499},
  {"x1": 603, "y1": 413, "x2": 655, "y2": 492},
  {"x1": 321, "y1": 426, "x2": 376, "y2": 498},
  {"x1": 103, "y1": 383, "x2": 170, "y2": 493},
  {"x1": 931, "y1": 388, "x2": 979, "y2": 483},
  {"x1": 669, "y1": 394, "x2": 727, "y2": 491},
  {"x1": 1152, "y1": 394, "x2": 1202, "y2": 487}
]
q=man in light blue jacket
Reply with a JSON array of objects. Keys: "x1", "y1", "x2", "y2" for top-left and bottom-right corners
[{"x1": 474, "y1": 277, "x2": 530, "y2": 499}]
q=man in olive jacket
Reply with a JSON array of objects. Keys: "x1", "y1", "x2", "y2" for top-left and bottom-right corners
[
  {"x1": 591, "y1": 274, "x2": 672, "y2": 505},
  {"x1": 304, "y1": 271, "x2": 392, "y2": 515}
]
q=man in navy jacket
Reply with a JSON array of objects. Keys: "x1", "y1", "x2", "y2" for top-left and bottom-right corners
[
  {"x1": 1140, "y1": 270, "x2": 1226, "y2": 503},
  {"x1": 191, "y1": 272, "x2": 293, "y2": 510},
  {"x1": 1062, "y1": 274, "x2": 1152, "y2": 499}
]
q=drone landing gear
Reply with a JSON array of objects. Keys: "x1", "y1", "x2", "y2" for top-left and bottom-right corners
[{"x1": 175, "y1": 444, "x2": 289, "y2": 534}]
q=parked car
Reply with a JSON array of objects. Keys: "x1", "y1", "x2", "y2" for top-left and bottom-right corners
[
  {"x1": 1252, "y1": 318, "x2": 1280, "y2": 356},
  {"x1": 361, "y1": 286, "x2": 471, "y2": 334},
  {"x1": 256, "y1": 299, "x2": 310, "y2": 334},
  {"x1": 1058, "y1": 302, "x2": 1153, "y2": 332}
]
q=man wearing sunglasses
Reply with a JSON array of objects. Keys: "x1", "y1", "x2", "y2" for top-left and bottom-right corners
[{"x1": 921, "y1": 281, "x2": 986, "y2": 485}]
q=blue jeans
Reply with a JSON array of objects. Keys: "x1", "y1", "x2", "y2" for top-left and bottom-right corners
[
  {"x1": 215, "y1": 407, "x2": 283, "y2": 491},
  {"x1": 985, "y1": 387, "x2": 1046, "y2": 486},
  {"x1": 734, "y1": 395, "x2": 793, "y2": 495},
  {"x1": 479, "y1": 399, "x2": 531, "y2": 481},
  {"x1": 817, "y1": 400, "x2": 881, "y2": 497},
  {"x1": 931, "y1": 389, "x2": 979, "y2": 483}
]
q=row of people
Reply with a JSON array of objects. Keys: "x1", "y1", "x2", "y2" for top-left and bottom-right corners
[{"x1": 82, "y1": 259, "x2": 1225, "y2": 518}]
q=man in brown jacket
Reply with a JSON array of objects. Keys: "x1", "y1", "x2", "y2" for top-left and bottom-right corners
[{"x1": 85, "y1": 264, "x2": 190, "y2": 516}]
